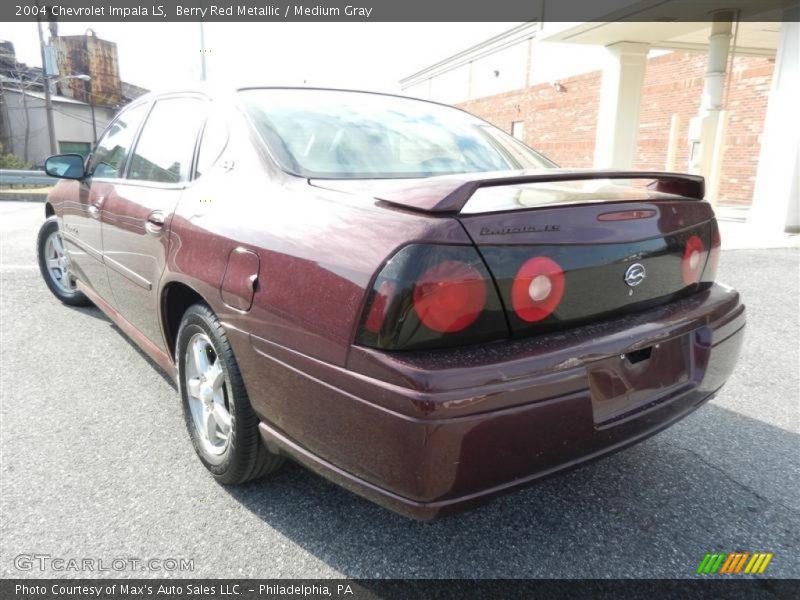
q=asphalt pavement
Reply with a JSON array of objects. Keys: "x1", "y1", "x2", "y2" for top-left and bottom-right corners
[{"x1": 1, "y1": 200, "x2": 798, "y2": 578}]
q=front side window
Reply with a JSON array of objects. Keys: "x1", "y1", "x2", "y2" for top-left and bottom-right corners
[
  {"x1": 240, "y1": 89, "x2": 555, "y2": 179},
  {"x1": 88, "y1": 102, "x2": 149, "y2": 179},
  {"x1": 128, "y1": 97, "x2": 208, "y2": 184}
]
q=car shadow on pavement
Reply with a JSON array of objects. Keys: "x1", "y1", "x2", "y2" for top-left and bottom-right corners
[
  {"x1": 65, "y1": 302, "x2": 110, "y2": 322},
  {"x1": 66, "y1": 303, "x2": 178, "y2": 390},
  {"x1": 224, "y1": 403, "x2": 800, "y2": 578},
  {"x1": 108, "y1": 322, "x2": 178, "y2": 390}
]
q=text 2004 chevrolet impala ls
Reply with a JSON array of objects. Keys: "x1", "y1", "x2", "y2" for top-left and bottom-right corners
[{"x1": 38, "y1": 88, "x2": 745, "y2": 519}]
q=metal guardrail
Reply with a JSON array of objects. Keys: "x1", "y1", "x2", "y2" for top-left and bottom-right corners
[{"x1": 0, "y1": 169, "x2": 57, "y2": 186}]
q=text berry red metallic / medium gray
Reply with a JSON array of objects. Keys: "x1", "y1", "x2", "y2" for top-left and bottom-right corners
[{"x1": 38, "y1": 88, "x2": 745, "y2": 519}]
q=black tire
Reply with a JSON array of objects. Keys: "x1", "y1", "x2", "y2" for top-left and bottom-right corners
[
  {"x1": 176, "y1": 303, "x2": 284, "y2": 484},
  {"x1": 36, "y1": 216, "x2": 91, "y2": 306}
]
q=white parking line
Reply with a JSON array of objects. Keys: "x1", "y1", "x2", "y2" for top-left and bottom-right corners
[{"x1": 0, "y1": 264, "x2": 38, "y2": 270}]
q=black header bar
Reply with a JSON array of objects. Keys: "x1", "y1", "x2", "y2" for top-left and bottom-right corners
[
  {"x1": 3, "y1": 0, "x2": 799, "y2": 23},
  {"x1": 2, "y1": 578, "x2": 799, "y2": 600}
]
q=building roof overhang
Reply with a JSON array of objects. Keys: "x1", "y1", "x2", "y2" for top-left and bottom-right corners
[{"x1": 540, "y1": 0, "x2": 786, "y2": 56}]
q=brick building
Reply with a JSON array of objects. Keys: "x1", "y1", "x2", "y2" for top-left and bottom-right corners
[
  {"x1": 453, "y1": 50, "x2": 773, "y2": 206},
  {"x1": 401, "y1": 12, "x2": 798, "y2": 235}
]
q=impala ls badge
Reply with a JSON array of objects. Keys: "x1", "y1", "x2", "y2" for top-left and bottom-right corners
[{"x1": 624, "y1": 263, "x2": 647, "y2": 287}]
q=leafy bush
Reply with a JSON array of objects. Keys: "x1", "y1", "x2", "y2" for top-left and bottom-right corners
[{"x1": 0, "y1": 153, "x2": 30, "y2": 169}]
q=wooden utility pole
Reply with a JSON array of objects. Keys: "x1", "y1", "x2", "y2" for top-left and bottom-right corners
[{"x1": 37, "y1": 16, "x2": 57, "y2": 155}]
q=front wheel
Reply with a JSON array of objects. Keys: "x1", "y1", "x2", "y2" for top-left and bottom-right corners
[
  {"x1": 36, "y1": 216, "x2": 91, "y2": 306},
  {"x1": 176, "y1": 303, "x2": 284, "y2": 484}
]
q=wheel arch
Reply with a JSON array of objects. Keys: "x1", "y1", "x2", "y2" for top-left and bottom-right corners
[
  {"x1": 44, "y1": 202, "x2": 55, "y2": 218},
  {"x1": 161, "y1": 280, "x2": 211, "y2": 360}
]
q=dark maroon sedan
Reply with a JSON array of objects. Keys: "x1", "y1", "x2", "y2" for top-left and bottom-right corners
[{"x1": 38, "y1": 88, "x2": 744, "y2": 519}]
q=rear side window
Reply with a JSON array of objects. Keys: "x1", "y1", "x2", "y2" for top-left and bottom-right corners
[
  {"x1": 128, "y1": 97, "x2": 208, "y2": 184},
  {"x1": 88, "y1": 102, "x2": 149, "y2": 179},
  {"x1": 195, "y1": 110, "x2": 229, "y2": 178}
]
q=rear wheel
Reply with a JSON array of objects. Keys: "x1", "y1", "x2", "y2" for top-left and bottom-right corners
[
  {"x1": 176, "y1": 303, "x2": 284, "y2": 484},
  {"x1": 36, "y1": 216, "x2": 91, "y2": 306}
]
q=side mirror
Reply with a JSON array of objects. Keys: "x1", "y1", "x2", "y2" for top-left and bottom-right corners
[{"x1": 44, "y1": 154, "x2": 86, "y2": 180}]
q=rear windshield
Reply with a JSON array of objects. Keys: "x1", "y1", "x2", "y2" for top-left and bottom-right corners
[{"x1": 239, "y1": 89, "x2": 556, "y2": 179}]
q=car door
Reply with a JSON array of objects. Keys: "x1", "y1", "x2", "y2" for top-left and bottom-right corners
[
  {"x1": 61, "y1": 101, "x2": 150, "y2": 304},
  {"x1": 100, "y1": 95, "x2": 209, "y2": 350}
]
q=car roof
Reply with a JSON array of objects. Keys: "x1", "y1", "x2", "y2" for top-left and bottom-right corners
[{"x1": 133, "y1": 85, "x2": 462, "y2": 113}]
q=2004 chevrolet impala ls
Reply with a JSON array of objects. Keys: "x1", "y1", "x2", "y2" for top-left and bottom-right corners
[{"x1": 38, "y1": 88, "x2": 745, "y2": 519}]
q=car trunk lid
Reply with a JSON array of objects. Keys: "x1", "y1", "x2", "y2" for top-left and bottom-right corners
[
  {"x1": 451, "y1": 174, "x2": 717, "y2": 338},
  {"x1": 314, "y1": 170, "x2": 719, "y2": 339}
]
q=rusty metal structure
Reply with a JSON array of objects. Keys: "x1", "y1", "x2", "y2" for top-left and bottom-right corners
[{"x1": 52, "y1": 31, "x2": 122, "y2": 107}]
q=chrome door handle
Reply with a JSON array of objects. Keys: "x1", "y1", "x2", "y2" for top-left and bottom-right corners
[{"x1": 145, "y1": 211, "x2": 166, "y2": 235}]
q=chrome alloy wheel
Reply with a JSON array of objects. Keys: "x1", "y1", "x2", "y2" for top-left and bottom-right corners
[
  {"x1": 44, "y1": 230, "x2": 76, "y2": 293},
  {"x1": 184, "y1": 332, "x2": 233, "y2": 456}
]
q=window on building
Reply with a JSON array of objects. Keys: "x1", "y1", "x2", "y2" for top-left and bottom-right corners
[
  {"x1": 128, "y1": 97, "x2": 208, "y2": 184},
  {"x1": 88, "y1": 102, "x2": 149, "y2": 179},
  {"x1": 511, "y1": 120, "x2": 525, "y2": 141},
  {"x1": 58, "y1": 141, "x2": 91, "y2": 159}
]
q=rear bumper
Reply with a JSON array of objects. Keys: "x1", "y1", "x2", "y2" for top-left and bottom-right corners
[{"x1": 235, "y1": 284, "x2": 745, "y2": 520}]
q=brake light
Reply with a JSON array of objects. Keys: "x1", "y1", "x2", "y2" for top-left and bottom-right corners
[
  {"x1": 682, "y1": 234, "x2": 706, "y2": 285},
  {"x1": 357, "y1": 244, "x2": 508, "y2": 351},
  {"x1": 597, "y1": 209, "x2": 657, "y2": 221},
  {"x1": 413, "y1": 261, "x2": 486, "y2": 333},
  {"x1": 511, "y1": 256, "x2": 565, "y2": 322}
]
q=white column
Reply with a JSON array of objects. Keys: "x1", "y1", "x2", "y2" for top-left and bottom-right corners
[
  {"x1": 593, "y1": 42, "x2": 649, "y2": 169},
  {"x1": 665, "y1": 113, "x2": 681, "y2": 171},
  {"x1": 748, "y1": 17, "x2": 800, "y2": 233},
  {"x1": 688, "y1": 12, "x2": 734, "y2": 179}
]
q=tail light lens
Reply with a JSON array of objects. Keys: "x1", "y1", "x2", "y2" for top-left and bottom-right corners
[
  {"x1": 357, "y1": 244, "x2": 508, "y2": 351},
  {"x1": 511, "y1": 256, "x2": 565, "y2": 322},
  {"x1": 364, "y1": 280, "x2": 397, "y2": 334},
  {"x1": 682, "y1": 234, "x2": 706, "y2": 285},
  {"x1": 413, "y1": 260, "x2": 487, "y2": 332},
  {"x1": 702, "y1": 225, "x2": 721, "y2": 283}
]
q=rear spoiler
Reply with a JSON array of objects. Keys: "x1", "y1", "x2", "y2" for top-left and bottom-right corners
[{"x1": 375, "y1": 170, "x2": 705, "y2": 214}]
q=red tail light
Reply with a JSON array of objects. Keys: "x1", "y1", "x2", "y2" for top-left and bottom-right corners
[
  {"x1": 682, "y1": 234, "x2": 706, "y2": 285},
  {"x1": 357, "y1": 244, "x2": 508, "y2": 351},
  {"x1": 364, "y1": 280, "x2": 397, "y2": 334},
  {"x1": 511, "y1": 256, "x2": 565, "y2": 322},
  {"x1": 413, "y1": 261, "x2": 487, "y2": 333},
  {"x1": 704, "y1": 227, "x2": 721, "y2": 281}
]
